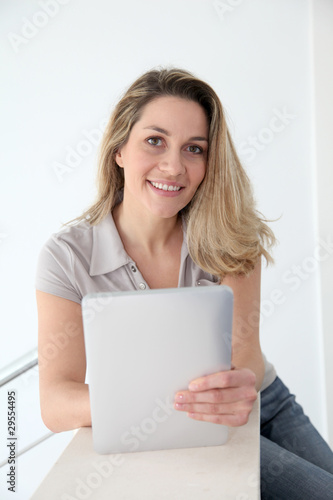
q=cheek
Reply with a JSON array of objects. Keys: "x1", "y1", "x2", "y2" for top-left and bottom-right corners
[
  {"x1": 121, "y1": 151, "x2": 146, "y2": 176},
  {"x1": 130, "y1": 149, "x2": 155, "y2": 168},
  {"x1": 195, "y1": 163, "x2": 206, "y2": 186}
]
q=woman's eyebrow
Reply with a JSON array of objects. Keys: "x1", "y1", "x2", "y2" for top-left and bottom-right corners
[{"x1": 143, "y1": 125, "x2": 208, "y2": 142}]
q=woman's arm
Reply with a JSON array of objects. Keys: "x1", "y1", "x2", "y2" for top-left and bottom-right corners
[
  {"x1": 174, "y1": 258, "x2": 263, "y2": 426},
  {"x1": 36, "y1": 290, "x2": 91, "y2": 432},
  {"x1": 223, "y1": 256, "x2": 264, "y2": 391}
]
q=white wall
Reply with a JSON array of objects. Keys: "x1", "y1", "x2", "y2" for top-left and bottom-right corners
[
  {"x1": 1, "y1": 0, "x2": 331, "y2": 494},
  {"x1": 311, "y1": 0, "x2": 333, "y2": 445}
]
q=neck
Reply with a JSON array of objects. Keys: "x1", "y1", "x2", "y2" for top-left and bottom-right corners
[{"x1": 112, "y1": 202, "x2": 182, "y2": 255}]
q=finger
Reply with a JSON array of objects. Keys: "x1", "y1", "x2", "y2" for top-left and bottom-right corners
[
  {"x1": 175, "y1": 385, "x2": 257, "y2": 405},
  {"x1": 174, "y1": 398, "x2": 255, "y2": 416},
  {"x1": 188, "y1": 368, "x2": 256, "y2": 392},
  {"x1": 187, "y1": 410, "x2": 251, "y2": 427}
]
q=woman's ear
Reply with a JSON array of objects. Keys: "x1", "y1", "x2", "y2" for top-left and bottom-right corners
[{"x1": 115, "y1": 149, "x2": 124, "y2": 168}]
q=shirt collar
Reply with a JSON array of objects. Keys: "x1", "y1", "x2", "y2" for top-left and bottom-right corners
[
  {"x1": 89, "y1": 211, "x2": 131, "y2": 276},
  {"x1": 89, "y1": 211, "x2": 189, "y2": 277}
]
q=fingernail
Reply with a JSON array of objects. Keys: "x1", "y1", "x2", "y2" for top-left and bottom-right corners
[
  {"x1": 175, "y1": 393, "x2": 184, "y2": 402},
  {"x1": 174, "y1": 403, "x2": 183, "y2": 409}
]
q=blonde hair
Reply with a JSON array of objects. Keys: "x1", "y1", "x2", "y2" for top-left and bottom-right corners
[{"x1": 67, "y1": 67, "x2": 276, "y2": 277}]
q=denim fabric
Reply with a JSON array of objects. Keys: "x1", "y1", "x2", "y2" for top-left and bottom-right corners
[{"x1": 260, "y1": 376, "x2": 333, "y2": 499}]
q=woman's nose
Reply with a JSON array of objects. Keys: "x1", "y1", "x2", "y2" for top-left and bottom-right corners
[{"x1": 158, "y1": 150, "x2": 186, "y2": 176}]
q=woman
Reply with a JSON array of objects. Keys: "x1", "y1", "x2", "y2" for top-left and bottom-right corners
[{"x1": 36, "y1": 67, "x2": 333, "y2": 498}]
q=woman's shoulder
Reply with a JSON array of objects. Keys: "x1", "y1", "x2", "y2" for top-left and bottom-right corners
[
  {"x1": 35, "y1": 218, "x2": 96, "y2": 303},
  {"x1": 39, "y1": 211, "x2": 118, "y2": 264},
  {"x1": 42, "y1": 218, "x2": 93, "y2": 254}
]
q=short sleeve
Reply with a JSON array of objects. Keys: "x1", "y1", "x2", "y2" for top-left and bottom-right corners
[{"x1": 35, "y1": 236, "x2": 82, "y2": 304}]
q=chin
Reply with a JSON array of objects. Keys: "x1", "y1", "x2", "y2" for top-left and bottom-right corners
[
  {"x1": 144, "y1": 200, "x2": 181, "y2": 218},
  {"x1": 153, "y1": 210, "x2": 180, "y2": 220},
  {"x1": 147, "y1": 205, "x2": 182, "y2": 219}
]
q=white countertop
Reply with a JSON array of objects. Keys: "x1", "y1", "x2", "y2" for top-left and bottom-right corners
[{"x1": 31, "y1": 398, "x2": 260, "y2": 500}]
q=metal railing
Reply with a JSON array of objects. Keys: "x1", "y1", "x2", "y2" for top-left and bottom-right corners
[
  {"x1": 0, "y1": 348, "x2": 55, "y2": 468},
  {"x1": 0, "y1": 348, "x2": 38, "y2": 387}
]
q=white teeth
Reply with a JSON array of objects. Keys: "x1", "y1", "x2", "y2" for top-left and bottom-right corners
[{"x1": 150, "y1": 181, "x2": 181, "y2": 192}]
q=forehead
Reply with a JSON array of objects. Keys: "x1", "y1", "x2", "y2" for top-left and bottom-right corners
[{"x1": 134, "y1": 96, "x2": 209, "y2": 134}]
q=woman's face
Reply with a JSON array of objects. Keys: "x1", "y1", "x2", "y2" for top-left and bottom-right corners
[{"x1": 115, "y1": 96, "x2": 209, "y2": 220}]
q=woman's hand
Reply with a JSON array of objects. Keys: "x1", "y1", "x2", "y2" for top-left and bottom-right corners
[{"x1": 174, "y1": 367, "x2": 257, "y2": 427}]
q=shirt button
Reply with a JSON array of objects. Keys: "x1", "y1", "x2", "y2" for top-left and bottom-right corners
[
  {"x1": 139, "y1": 283, "x2": 146, "y2": 290},
  {"x1": 196, "y1": 280, "x2": 201, "y2": 286},
  {"x1": 130, "y1": 265, "x2": 137, "y2": 272}
]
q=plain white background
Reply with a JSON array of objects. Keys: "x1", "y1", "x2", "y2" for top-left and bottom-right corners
[{"x1": 0, "y1": 0, "x2": 332, "y2": 498}]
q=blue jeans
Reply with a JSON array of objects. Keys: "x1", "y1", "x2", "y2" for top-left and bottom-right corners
[{"x1": 260, "y1": 376, "x2": 333, "y2": 499}]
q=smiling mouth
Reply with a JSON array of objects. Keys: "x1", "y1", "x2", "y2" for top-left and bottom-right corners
[{"x1": 149, "y1": 181, "x2": 182, "y2": 192}]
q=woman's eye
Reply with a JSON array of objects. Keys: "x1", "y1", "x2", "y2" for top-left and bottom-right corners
[
  {"x1": 146, "y1": 138, "x2": 203, "y2": 154},
  {"x1": 147, "y1": 137, "x2": 162, "y2": 146},
  {"x1": 188, "y1": 145, "x2": 203, "y2": 154}
]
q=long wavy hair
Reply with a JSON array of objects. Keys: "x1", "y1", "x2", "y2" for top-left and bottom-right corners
[{"x1": 67, "y1": 67, "x2": 276, "y2": 277}]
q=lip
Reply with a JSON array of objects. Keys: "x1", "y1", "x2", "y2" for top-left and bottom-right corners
[{"x1": 147, "y1": 180, "x2": 185, "y2": 197}]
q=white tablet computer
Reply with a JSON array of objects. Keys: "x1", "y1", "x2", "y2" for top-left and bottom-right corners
[{"x1": 82, "y1": 285, "x2": 233, "y2": 454}]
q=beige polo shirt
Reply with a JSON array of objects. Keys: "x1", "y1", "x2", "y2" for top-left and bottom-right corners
[{"x1": 35, "y1": 211, "x2": 276, "y2": 391}]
